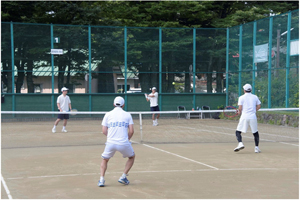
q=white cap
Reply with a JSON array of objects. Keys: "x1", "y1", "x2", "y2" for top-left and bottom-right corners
[
  {"x1": 114, "y1": 96, "x2": 125, "y2": 107},
  {"x1": 152, "y1": 87, "x2": 157, "y2": 90},
  {"x1": 243, "y1": 84, "x2": 252, "y2": 92},
  {"x1": 61, "y1": 87, "x2": 69, "y2": 92}
]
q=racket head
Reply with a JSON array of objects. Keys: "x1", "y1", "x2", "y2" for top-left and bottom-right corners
[
  {"x1": 70, "y1": 109, "x2": 78, "y2": 116},
  {"x1": 223, "y1": 106, "x2": 239, "y2": 118}
]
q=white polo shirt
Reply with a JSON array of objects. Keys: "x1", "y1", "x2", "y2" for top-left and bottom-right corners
[
  {"x1": 148, "y1": 92, "x2": 158, "y2": 107},
  {"x1": 57, "y1": 94, "x2": 71, "y2": 112},
  {"x1": 101, "y1": 107, "x2": 134, "y2": 145},
  {"x1": 238, "y1": 93, "x2": 261, "y2": 120}
]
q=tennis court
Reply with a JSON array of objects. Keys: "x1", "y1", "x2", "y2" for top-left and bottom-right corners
[{"x1": 1, "y1": 118, "x2": 299, "y2": 199}]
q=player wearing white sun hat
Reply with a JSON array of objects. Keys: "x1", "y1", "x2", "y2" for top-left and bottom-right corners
[
  {"x1": 234, "y1": 83, "x2": 262, "y2": 153},
  {"x1": 98, "y1": 96, "x2": 135, "y2": 187},
  {"x1": 52, "y1": 87, "x2": 72, "y2": 133},
  {"x1": 145, "y1": 87, "x2": 160, "y2": 126}
]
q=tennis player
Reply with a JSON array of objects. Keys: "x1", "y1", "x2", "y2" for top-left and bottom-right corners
[
  {"x1": 98, "y1": 96, "x2": 135, "y2": 187},
  {"x1": 145, "y1": 87, "x2": 160, "y2": 126},
  {"x1": 52, "y1": 87, "x2": 72, "y2": 133},
  {"x1": 234, "y1": 84, "x2": 261, "y2": 153}
]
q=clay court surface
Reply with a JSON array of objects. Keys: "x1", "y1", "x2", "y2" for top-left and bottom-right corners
[{"x1": 1, "y1": 118, "x2": 299, "y2": 199}]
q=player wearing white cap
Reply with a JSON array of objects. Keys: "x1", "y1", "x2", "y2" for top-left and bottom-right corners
[
  {"x1": 234, "y1": 84, "x2": 262, "y2": 153},
  {"x1": 145, "y1": 87, "x2": 160, "y2": 126},
  {"x1": 52, "y1": 87, "x2": 72, "y2": 133},
  {"x1": 98, "y1": 96, "x2": 135, "y2": 187}
]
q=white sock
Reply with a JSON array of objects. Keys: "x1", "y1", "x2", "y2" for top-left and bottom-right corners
[
  {"x1": 63, "y1": 126, "x2": 66, "y2": 130},
  {"x1": 153, "y1": 120, "x2": 155, "y2": 123},
  {"x1": 100, "y1": 176, "x2": 104, "y2": 181},
  {"x1": 121, "y1": 173, "x2": 127, "y2": 178},
  {"x1": 53, "y1": 125, "x2": 56, "y2": 129}
]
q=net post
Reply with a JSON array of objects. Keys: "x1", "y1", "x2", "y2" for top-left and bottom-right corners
[{"x1": 139, "y1": 113, "x2": 143, "y2": 143}]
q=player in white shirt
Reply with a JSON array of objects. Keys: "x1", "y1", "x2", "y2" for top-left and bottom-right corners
[
  {"x1": 145, "y1": 87, "x2": 160, "y2": 126},
  {"x1": 234, "y1": 84, "x2": 261, "y2": 153},
  {"x1": 98, "y1": 96, "x2": 135, "y2": 187},
  {"x1": 52, "y1": 87, "x2": 72, "y2": 133}
]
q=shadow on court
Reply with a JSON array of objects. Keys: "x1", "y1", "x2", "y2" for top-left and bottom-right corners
[{"x1": 1, "y1": 120, "x2": 299, "y2": 199}]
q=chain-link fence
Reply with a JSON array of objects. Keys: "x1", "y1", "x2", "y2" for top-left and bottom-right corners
[{"x1": 1, "y1": 10, "x2": 298, "y2": 112}]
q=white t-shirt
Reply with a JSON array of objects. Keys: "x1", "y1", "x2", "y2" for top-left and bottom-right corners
[
  {"x1": 148, "y1": 92, "x2": 158, "y2": 107},
  {"x1": 101, "y1": 107, "x2": 134, "y2": 145},
  {"x1": 57, "y1": 94, "x2": 71, "y2": 112},
  {"x1": 238, "y1": 93, "x2": 261, "y2": 119}
]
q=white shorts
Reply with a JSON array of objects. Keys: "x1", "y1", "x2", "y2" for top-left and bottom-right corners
[
  {"x1": 236, "y1": 119, "x2": 258, "y2": 133},
  {"x1": 102, "y1": 143, "x2": 135, "y2": 159}
]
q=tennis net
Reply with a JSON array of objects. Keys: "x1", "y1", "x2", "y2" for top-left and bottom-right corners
[{"x1": 1, "y1": 108, "x2": 299, "y2": 148}]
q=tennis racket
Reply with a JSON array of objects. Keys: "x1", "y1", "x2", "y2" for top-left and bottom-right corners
[
  {"x1": 223, "y1": 106, "x2": 239, "y2": 118},
  {"x1": 70, "y1": 109, "x2": 78, "y2": 116}
]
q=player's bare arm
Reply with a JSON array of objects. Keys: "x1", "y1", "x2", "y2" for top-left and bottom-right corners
[
  {"x1": 57, "y1": 103, "x2": 62, "y2": 112},
  {"x1": 238, "y1": 105, "x2": 242, "y2": 115},
  {"x1": 256, "y1": 104, "x2": 261, "y2": 111},
  {"x1": 128, "y1": 124, "x2": 134, "y2": 140},
  {"x1": 102, "y1": 126, "x2": 108, "y2": 136}
]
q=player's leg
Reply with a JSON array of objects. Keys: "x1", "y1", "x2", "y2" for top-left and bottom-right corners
[
  {"x1": 151, "y1": 107, "x2": 157, "y2": 126},
  {"x1": 98, "y1": 143, "x2": 116, "y2": 187},
  {"x1": 62, "y1": 115, "x2": 69, "y2": 132},
  {"x1": 234, "y1": 119, "x2": 248, "y2": 152},
  {"x1": 52, "y1": 115, "x2": 62, "y2": 133},
  {"x1": 118, "y1": 144, "x2": 135, "y2": 185},
  {"x1": 249, "y1": 119, "x2": 261, "y2": 153},
  {"x1": 155, "y1": 106, "x2": 160, "y2": 125},
  {"x1": 98, "y1": 158, "x2": 109, "y2": 187}
]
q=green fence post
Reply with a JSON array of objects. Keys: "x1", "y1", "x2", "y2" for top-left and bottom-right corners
[
  {"x1": 50, "y1": 24, "x2": 55, "y2": 114},
  {"x1": 226, "y1": 28, "x2": 229, "y2": 106},
  {"x1": 193, "y1": 28, "x2": 196, "y2": 109},
  {"x1": 10, "y1": 22, "x2": 15, "y2": 113},
  {"x1": 238, "y1": 25, "x2": 242, "y2": 97},
  {"x1": 285, "y1": 11, "x2": 292, "y2": 108},
  {"x1": 88, "y1": 25, "x2": 92, "y2": 112},
  {"x1": 268, "y1": 17, "x2": 273, "y2": 108},
  {"x1": 159, "y1": 28, "x2": 162, "y2": 110},
  {"x1": 252, "y1": 21, "x2": 257, "y2": 95},
  {"x1": 124, "y1": 26, "x2": 128, "y2": 111}
]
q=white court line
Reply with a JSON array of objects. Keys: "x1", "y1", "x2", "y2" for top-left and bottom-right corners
[
  {"x1": 279, "y1": 142, "x2": 299, "y2": 147},
  {"x1": 142, "y1": 144, "x2": 219, "y2": 170},
  {"x1": 177, "y1": 126, "x2": 298, "y2": 146},
  {"x1": 6, "y1": 168, "x2": 298, "y2": 180},
  {"x1": 1, "y1": 174, "x2": 13, "y2": 199},
  {"x1": 203, "y1": 124, "x2": 299, "y2": 140}
]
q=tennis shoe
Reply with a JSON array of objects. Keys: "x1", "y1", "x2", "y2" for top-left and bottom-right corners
[
  {"x1": 62, "y1": 129, "x2": 67, "y2": 133},
  {"x1": 98, "y1": 180, "x2": 105, "y2": 187},
  {"x1": 118, "y1": 177, "x2": 130, "y2": 185},
  {"x1": 52, "y1": 128, "x2": 56, "y2": 133},
  {"x1": 255, "y1": 146, "x2": 261, "y2": 153},
  {"x1": 234, "y1": 142, "x2": 244, "y2": 152}
]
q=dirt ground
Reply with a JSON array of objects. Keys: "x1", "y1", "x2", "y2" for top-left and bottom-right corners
[{"x1": 1, "y1": 119, "x2": 299, "y2": 199}]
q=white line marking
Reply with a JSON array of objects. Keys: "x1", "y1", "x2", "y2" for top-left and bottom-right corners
[
  {"x1": 279, "y1": 142, "x2": 299, "y2": 146},
  {"x1": 6, "y1": 168, "x2": 298, "y2": 180},
  {"x1": 177, "y1": 126, "x2": 298, "y2": 146},
  {"x1": 1, "y1": 174, "x2": 13, "y2": 199},
  {"x1": 203, "y1": 125, "x2": 299, "y2": 139},
  {"x1": 142, "y1": 144, "x2": 219, "y2": 170}
]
